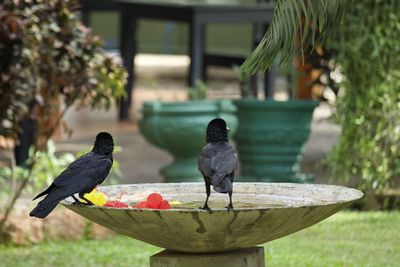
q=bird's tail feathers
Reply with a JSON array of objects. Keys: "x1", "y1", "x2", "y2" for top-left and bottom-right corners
[
  {"x1": 29, "y1": 201, "x2": 59, "y2": 218},
  {"x1": 32, "y1": 184, "x2": 55, "y2": 201},
  {"x1": 212, "y1": 173, "x2": 232, "y2": 193},
  {"x1": 30, "y1": 187, "x2": 65, "y2": 218}
]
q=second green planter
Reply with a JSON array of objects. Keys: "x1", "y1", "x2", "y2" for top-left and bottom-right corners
[{"x1": 234, "y1": 99, "x2": 318, "y2": 183}]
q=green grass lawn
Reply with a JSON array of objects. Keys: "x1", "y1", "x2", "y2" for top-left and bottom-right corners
[{"x1": 1, "y1": 211, "x2": 399, "y2": 267}]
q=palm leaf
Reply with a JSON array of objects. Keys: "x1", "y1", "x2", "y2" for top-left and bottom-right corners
[{"x1": 240, "y1": 0, "x2": 352, "y2": 77}]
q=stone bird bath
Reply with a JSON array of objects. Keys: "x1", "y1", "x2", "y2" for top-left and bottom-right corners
[{"x1": 63, "y1": 183, "x2": 363, "y2": 266}]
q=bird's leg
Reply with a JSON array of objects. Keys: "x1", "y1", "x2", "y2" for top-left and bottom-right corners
[
  {"x1": 200, "y1": 182, "x2": 211, "y2": 211},
  {"x1": 78, "y1": 193, "x2": 94, "y2": 206},
  {"x1": 225, "y1": 191, "x2": 233, "y2": 211},
  {"x1": 71, "y1": 195, "x2": 86, "y2": 206}
]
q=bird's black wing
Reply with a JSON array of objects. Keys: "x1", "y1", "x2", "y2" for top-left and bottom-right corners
[
  {"x1": 32, "y1": 152, "x2": 96, "y2": 200},
  {"x1": 53, "y1": 152, "x2": 111, "y2": 188},
  {"x1": 199, "y1": 143, "x2": 238, "y2": 193},
  {"x1": 53, "y1": 152, "x2": 96, "y2": 186},
  {"x1": 210, "y1": 143, "x2": 238, "y2": 186},
  {"x1": 198, "y1": 144, "x2": 214, "y2": 179}
]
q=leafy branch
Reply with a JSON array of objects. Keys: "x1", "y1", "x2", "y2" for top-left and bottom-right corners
[{"x1": 240, "y1": 0, "x2": 351, "y2": 76}]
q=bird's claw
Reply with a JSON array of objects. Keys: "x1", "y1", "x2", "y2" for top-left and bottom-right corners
[
  {"x1": 199, "y1": 205, "x2": 211, "y2": 212},
  {"x1": 85, "y1": 201, "x2": 94, "y2": 206},
  {"x1": 72, "y1": 201, "x2": 93, "y2": 207},
  {"x1": 225, "y1": 204, "x2": 233, "y2": 211}
]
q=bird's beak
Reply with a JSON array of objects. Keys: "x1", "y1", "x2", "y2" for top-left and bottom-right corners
[{"x1": 226, "y1": 126, "x2": 230, "y2": 132}]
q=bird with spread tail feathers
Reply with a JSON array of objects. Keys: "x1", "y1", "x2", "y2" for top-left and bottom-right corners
[
  {"x1": 29, "y1": 132, "x2": 114, "y2": 218},
  {"x1": 198, "y1": 118, "x2": 238, "y2": 211}
]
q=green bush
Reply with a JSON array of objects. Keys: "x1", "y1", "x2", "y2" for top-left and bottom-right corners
[
  {"x1": 327, "y1": 0, "x2": 400, "y2": 193},
  {"x1": 188, "y1": 80, "x2": 208, "y2": 101},
  {"x1": 0, "y1": 0, "x2": 126, "y2": 140},
  {"x1": 0, "y1": 0, "x2": 127, "y2": 233},
  {"x1": 0, "y1": 141, "x2": 75, "y2": 205}
]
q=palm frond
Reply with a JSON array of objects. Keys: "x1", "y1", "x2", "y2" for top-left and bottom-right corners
[{"x1": 240, "y1": 0, "x2": 352, "y2": 77}]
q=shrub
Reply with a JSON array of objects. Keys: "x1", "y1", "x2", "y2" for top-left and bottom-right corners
[
  {"x1": 327, "y1": 0, "x2": 400, "y2": 193},
  {"x1": 0, "y1": 0, "x2": 127, "y2": 233}
]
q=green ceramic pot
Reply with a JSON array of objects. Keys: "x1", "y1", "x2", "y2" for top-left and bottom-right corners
[
  {"x1": 234, "y1": 99, "x2": 319, "y2": 183},
  {"x1": 139, "y1": 100, "x2": 238, "y2": 182}
]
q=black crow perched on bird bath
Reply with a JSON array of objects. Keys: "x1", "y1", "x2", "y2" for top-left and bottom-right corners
[
  {"x1": 30, "y1": 132, "x2": 114, "y2": 218},
  {"x1": 198, "y1": 118, "x2": 238, "y2": 211}
]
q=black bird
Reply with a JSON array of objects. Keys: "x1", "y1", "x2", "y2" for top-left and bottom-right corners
[
  {"x1": 198, "y1": 118, "x2": 238, "y2": 211},
  {"x1": 29, "y1": 132, "x2": 114, "y2": 218}
]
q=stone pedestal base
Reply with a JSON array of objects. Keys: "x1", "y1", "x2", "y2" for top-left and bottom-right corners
[{"x1": 150, "y1": 247, "x2": 265, "y2": 267}]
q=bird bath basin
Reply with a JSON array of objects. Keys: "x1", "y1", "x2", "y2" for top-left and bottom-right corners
[{"x1": 63, "y1": 182, "x2": 362, "y2": 266}]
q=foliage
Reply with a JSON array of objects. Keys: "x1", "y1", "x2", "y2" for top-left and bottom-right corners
[
  {"x1": 0, "y1": 212, "x2": 399, "y2": 266},
  {"x1": 240, "y1": 0, "x2": 351, "y2": 76},
  {"x1": 327, "y1": 0, "x2": 400, "y2": 192},
  {"x1": 0, "y1": 141, "x2": 74, "y2": 205},
  {"x1": 188, "y1": 80, "x2": 208, "y2": 101},
  {"x1": 0, "y1": 1, "x2": 37, "y2": 137},
  {"x1": 0, "y1": 0, "x2": 127, "y2": 232},
  {"x1": 0, "y1": 0, "x2": 126, "y2": 140}
]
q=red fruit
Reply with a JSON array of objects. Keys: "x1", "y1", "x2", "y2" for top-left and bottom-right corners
[
  {"x1": 159, "y1": 200, "x2": 171, "y2": 210},
  {"x1": 147, "y1": 193, "x2": 163, "y2": 208},
  {"x1": 115, "y1": 201, "x2": 128, "y2": 208},
  {"x1": 104, "y1": 201, "x2": 117, "y2": 207},
  {"x1": 134, "y1": 201, "x2": 150, "y2": 208},
  {"x1": 104, "y1": 200, "x2": 128, "y2": 208}
]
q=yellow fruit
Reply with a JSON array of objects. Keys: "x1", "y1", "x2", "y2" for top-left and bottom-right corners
[
  {"x1": 82, "y1": 189, "x2": 108, "y2": 206},
  {"x1": 169, "y1": 200, "x2": 183, "y2": 205}
]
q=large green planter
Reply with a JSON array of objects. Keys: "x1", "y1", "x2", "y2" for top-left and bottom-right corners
[
  {"x1": 139, "y1": 100, "x2": 238, "y2": 182},
  {"x1": 234, "y1": 99, "x2": 319, "y2": 183}
]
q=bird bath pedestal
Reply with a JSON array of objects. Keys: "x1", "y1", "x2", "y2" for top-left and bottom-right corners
[
  {"x1": 63, "y1": 183, "x2": 363, "y2": 266},
  {"x1": 150, "y1": 247, "x2": 265, "y2": 267}
]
